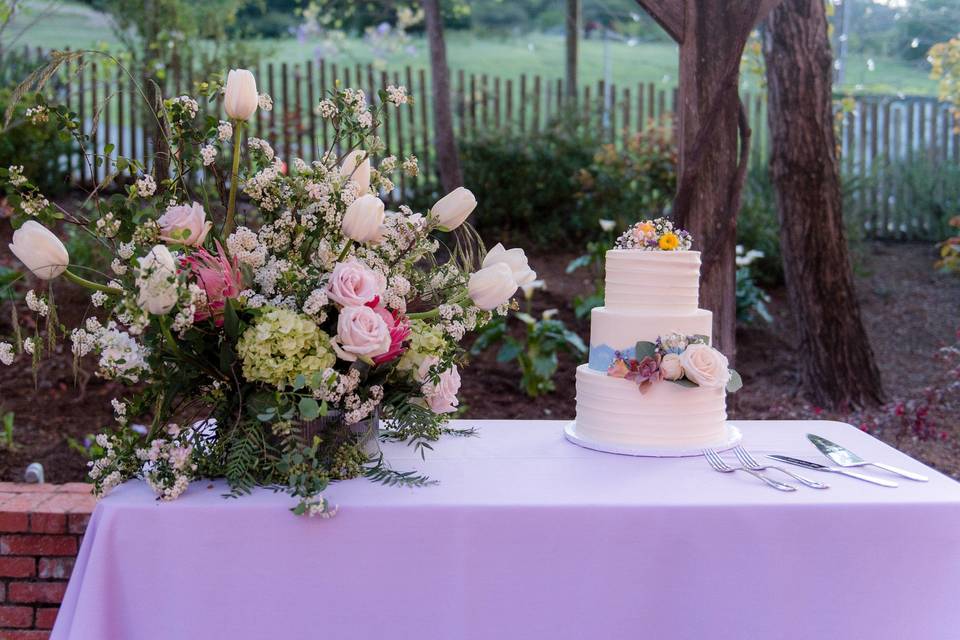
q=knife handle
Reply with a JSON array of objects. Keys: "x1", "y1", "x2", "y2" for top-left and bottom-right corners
[
  {"x1": 835, "y1": 468, "x2": 899, "y2": 488},
  {"x1": 869, "y1": 462, "x2": 929, "y2": 482}
]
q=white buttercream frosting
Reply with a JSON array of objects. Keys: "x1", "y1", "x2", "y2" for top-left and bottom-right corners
[{"x1": 604, "y1": 250, "x2": 701, "y2": 312}]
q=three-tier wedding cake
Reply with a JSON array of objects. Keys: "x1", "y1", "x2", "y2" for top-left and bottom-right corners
[{"x1": 567, "y1": 219, "x2": 742, "y2": 455}]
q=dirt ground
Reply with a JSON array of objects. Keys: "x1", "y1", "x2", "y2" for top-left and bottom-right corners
[{"x1": 2, "y1": 236, "x2": 958, "y2": 483}]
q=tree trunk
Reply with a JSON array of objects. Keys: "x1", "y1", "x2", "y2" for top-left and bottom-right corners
[
  {"x1": 636, "y1": 0, "x2": 782, "y2": 365},
  {"x1": 763, "y1": 0, "x2": 884, "y2": 408},
  {"x1": 422, "y1": 0, "x2": 462, "y2": 193},
  {"x1": 565, "y1": 0, "x2": 580, "y2": 99}
]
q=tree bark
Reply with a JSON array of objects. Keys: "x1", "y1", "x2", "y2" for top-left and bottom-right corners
[
  {"x1": 636, "y1": 0, "x2": 780, "y2": 364},
  {"x1": 763, "y1": 0, "x2": 884, "y2": 408},
  {"x1": 422, "y1": 0, "x2": 462, "y2": 193},
  {"x1": 565, "y1": 0, "x2": 580, "y2": 99}
]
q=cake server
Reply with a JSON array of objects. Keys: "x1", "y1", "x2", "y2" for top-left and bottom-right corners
[
  {"x1": 807, "y1": 434, "x2": 929, "y2": 482},
  {"x1": 767, "y1": 455, "x2": 898, "y2": 487}
]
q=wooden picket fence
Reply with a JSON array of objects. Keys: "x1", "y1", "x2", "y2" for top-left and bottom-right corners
[{"x1": 7, "y1": 46, "x2": 960, "y2": 240}]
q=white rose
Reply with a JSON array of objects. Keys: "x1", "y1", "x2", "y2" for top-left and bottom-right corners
[
  {"x1": 482, "y1": 243, "x2": 537, "y2": 287},
  {"x1": 340, "y1": 150, "x2": 371, "y2": 194},
  {"x1": 136, "y1": 245, "x2": 179, "y2": 315},
  {"x1": 468, "y1": 263, "x2": 518, "y2": 311},
  {"x1": 341, "y1": 194, "x2": 385, "y2": 243},
  {"x1": 158, "y1": 202, "x2": 212, "y2": 247},
  {"x1": 678, "y1": 343, "x2": 731, "y2": 389},
  {"x1": 334, "y1": 305, "x2": 391, "y2": 362},
  {"x1": 422, "y1": 364, "x2": 461, "y2": 414},
  {"x1": 431, "y1": 187, "x2": 477, "y2": 231},
  {"x1": 660, "y1": 352, "x2": 683, "y2": 381},
  {"x1": 8, "y1": 221, "x2": 69, "y2": 280},
  {"x1": 224, "y1": 69, "x2": 258, "y2": 121}
]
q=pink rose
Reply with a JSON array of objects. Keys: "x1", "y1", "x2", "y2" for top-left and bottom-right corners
[
  {"x1": 420, "y1": 360, "x2": 461, "y2": 414},
  {"x1": 326, "y1": 260, "x2": 386, "y2": 307},
  {"x1": 370, "y1": 303, "x2": 411, "y2": 366},
  {"x1": 334, "y1": 305, "x2": 391, "y2": 362},
  {"x1": 158, "y1": 202, "x2": 212, "y2": 247},
  {"x1": 679, "y1": 343, "x2": 731, "y2": 389}
]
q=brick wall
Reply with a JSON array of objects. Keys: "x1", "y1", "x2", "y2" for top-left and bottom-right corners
[{"x1": 0, "y1": 483, "x2": 94, "y2": 640}]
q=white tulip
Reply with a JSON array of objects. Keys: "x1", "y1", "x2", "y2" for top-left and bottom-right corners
[
  {"x1": 431, "y1": 187, "x2": 476, "y2": 231},
  {"x1": 9, "y1": 221, "x2": 69, "y2": 280},
  {"x1": 599, "y1": 218, "x2": 616, "y2": 232},
  {"x1": 340, "y1": 150, "x2": 371, "y2": 194},
  {"x1": 224, "y1": 69, "x2": 258, "y2": 121},
  {"x1": 136, "y1": 245, "x2": 179, "y2": 315},
  {"x1": 482, "y1": 243, "x2": 537, "y2": 287},
  {"x1": 341, "y1": 194, "x2": 385, "y2": 243},
  {"x1": 468, "y1": 262, "x2": 518, "y2": 311}
]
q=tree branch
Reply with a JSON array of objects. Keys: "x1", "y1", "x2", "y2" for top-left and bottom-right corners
[{"x1": 634, "y1": 0, "x2": 685, "y2": 43}]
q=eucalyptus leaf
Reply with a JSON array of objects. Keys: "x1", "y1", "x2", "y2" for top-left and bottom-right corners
[
  {"x1": 668, "y1": 378, "x2": 699, "y2": 388},
  {"x1": 726, "y1": 369, "x2": 743, "y2": 393},
  {"x1": 298, "y1": 397, "x2": 321, "y2": 421},
  {"x1": 635, "y1": 341, "x2": 657, "y2": 360}
]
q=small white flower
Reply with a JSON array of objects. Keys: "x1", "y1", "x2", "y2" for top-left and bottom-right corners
[
  {"x1": 25, "y1": 290, "x2": 49, "y2": 317},
  {"x1": 91, "y1": 291, "x2": 108, "y2": 307},
  {"x1": 7, "y1": 165, "x2": 27, "y2": 187},
  {"x1": 386, "y1": 85, "x2": 409, "y2": 106},
  {"x1": 0, "y1": 342, "x2": 14, "y2": 365},
  {"x1": 135, "y1": 175, "x2": 157, "y2": 198},
  {"x1": 315, "y1": 99, "x2": 338, "y2": 119},
  {"x1": 200, "y1": 145, "x2": 218, "y2": 167},
  {"x1": 23, "y1": 337, "x2": 35, "y2": 355},
  {"x1": 258, "y1": 93, "x2": 273, "y2": 111},
  {"x1": 599, "y1": 218, "x2": 616, "y2": 232},
  {"x1": 217, "y1": 120, "x2": 234, "y2": 142}
]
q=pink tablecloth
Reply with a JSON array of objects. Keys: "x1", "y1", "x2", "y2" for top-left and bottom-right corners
[{"x1": 52, "y1": 420, "x2": 960, "y2": 640}]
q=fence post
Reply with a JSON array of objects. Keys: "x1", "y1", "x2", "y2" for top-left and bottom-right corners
[
  {"x1": 533, "y1": 75, "x2": 541, "y2": 133},
  {"x1": 307, "y1": 60, "x2": 317, "y2": 160},
  {"x1": 418, "y1": 68, "x2": 430, "y2": 188}
]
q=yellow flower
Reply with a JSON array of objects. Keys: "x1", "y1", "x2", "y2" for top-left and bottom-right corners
[
  {"x1": 638, "y1": 222, "x2": 655, "y2": 234},
  {"x1": 658, "y1": 232, "x2": 679, "y2": 250}
]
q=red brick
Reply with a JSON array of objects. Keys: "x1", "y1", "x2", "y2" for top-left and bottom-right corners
[
  {"x1": 0, "y1": 557, "x2": 35, "y2": 578},
  {"x1": 0, "y1": 495, "x2": 53, "y2": 514},
  {"x1": 0, "y1": 605, "x2": 33, "y2": 628},
  {"x1": 67, "y1": 513, "x2": 90, "y2": 535},
  {"x1": 28, "y1": 514, "x2": 66, "y2": 535},
  {"x1": 0, "y1": 582, "x2": 6, "y2": 602},
  {"x1": 0, "y1": 536, "x2": 77, "y2": 557},
  {"x1": 37, "y1": 557, "x2": 74, "y2": 580},
  {"x1": 33, "y1": 607, "x2": 58, "y2": 630},
  {"x1": 8, "y1": 582, "x2": 67, "y2": 604},
  {"x1": 0, "y1": 631, "x2": 51, "y2": 640},
  {"x1": 0, "y1": 483, "x2": 56, "y2": 494},
  {"x1": 0, "y1": 513, "x2": 29, "y2": 534},
  {"x1": 56, "y1": 483, "x2": 92, "y2": 494}
]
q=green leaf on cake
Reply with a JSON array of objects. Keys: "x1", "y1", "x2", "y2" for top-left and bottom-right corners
[
  {"x1": 635, "y1": 341, "x2": 657, "y2": 360},
  {"x1": 726, "y1": 370, "x2": 743, "y2": 393},
  {"x1": 668, "y1": 378, "x2": 699, "y2": 388}
]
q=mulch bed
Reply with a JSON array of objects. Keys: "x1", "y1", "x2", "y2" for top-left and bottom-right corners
[{"x1": 2, "y1": 230, "x2": 958, "y2": 482}]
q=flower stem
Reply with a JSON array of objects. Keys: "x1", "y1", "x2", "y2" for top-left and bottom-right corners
[
  {"x1": 224, "y1": 118, "x2": 243, "y2": 238},
  {"x1": 406, "y1": 308, "x2": 440, "y2": 320},
  {"x1": 63, "y1": 270, "x2": 122, "y2": 295},
  {"x1": 336, "y1": 239, "x2": 354, "y2": 262}
]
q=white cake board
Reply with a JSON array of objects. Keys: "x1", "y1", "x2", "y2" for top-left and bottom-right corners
[{"x1": 564, "y1": 421, "x2": 742, "y2": 458}]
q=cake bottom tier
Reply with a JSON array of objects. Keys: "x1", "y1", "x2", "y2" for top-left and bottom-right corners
[{"x1": 574, "y1": 364, "x2": 729, "y2": 448}]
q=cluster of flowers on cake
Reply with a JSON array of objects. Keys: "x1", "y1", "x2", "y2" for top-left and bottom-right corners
[
  {"x1": 0, "y1": 65, "x2": 534, "y2": 516},
  {"x1": 607, "y1": 333, "x2": 742, "y2": 394},
  {"x1": 614, "y1": 218, "x2": 692, "y2": 251}
]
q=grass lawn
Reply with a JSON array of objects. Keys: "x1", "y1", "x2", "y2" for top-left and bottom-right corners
[{"x1": 1, "y1": 0, "x2": 940, "y2": 97}]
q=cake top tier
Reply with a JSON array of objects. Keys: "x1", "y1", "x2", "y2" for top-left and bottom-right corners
[
  {"x1": 604, "y1": 249, "x2": 702, "y2": 312},
  {"x1": 614, "y1": 218, "x2": 693, "y2": 252}
]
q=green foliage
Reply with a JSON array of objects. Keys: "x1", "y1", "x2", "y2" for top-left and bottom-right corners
[
  {"x1": 0, "y1": 91, "x2": 71, "y2": 197},
  {"x1": 936, "y1": 216, "x2": 960, "y2": 275},
  {"x1": 566, "y1": 225, "x2": 616, "y2": 319},
  {"x1": 735, "y1": 261, "x2": 773, "y2": 325},
  {"x1": 472, "y1": 294, "x2": 587, "y2": 398},
  {"x1": 0, "y1": 411, "x2": 14, "y2": 450},
  {"x1": 737, "y1": 166, "x2": 784, "y2": 287}
]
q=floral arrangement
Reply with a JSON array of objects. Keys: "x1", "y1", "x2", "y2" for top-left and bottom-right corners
[
  {"x1": 0, "y1": 60, "x2": 534, "y2": 516},
  {"x1": 607, "y1": 333, "x2": 742, "y2": 394},
  {"x1": 614, "y1": 217, "x2": 692, "y2": 251}
]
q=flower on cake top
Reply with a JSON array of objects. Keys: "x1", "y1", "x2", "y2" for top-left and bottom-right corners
[
  {"x1": 615, "y1": 217, "x2": 692, "y2": 251},
  {"x1": 606, "y1": 333, "x2": 741, "y2": 394}
]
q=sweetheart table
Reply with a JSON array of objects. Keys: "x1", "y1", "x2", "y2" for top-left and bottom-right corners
[{"x1": 51, "y1": 419, "x2": 960, "y2": 640}]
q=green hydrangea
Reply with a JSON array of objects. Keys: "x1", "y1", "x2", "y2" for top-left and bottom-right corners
[
  {"x1": 237, "y1": 307, "x2": 336, "y2": 389},
  {"x1": 396, "y1": 319, "x2": 446, "y2": 374}
]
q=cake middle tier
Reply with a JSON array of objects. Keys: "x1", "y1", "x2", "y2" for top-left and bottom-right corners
[{"x1": 588, "y1": 306, "x2": 713, "y2": 371}]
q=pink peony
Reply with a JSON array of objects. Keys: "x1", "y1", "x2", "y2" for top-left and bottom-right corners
[
  {"x1": 326, "y1": 259, "x2": 386, "y2": 307},
  {"x1": 370, "y1": 303, "x2": 411, "y2": 365},
  {"x1": 181, "y1": 242, "x2": 243, "y2": 325},
  {"x1": 334, "y1": 305, "x2": 392, "y2": 362}
]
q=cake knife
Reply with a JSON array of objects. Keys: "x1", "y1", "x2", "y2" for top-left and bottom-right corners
[
  {"x1": 807, "y1": 434, "x2": 929, "y2": 482},
  {"x1": 767, "y1": 455, "x2": 898, "y2": 487}
]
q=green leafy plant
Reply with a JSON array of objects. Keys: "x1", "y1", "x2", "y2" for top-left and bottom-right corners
[
  {"x1": 735, "y1": 245, "x2": 773, "y2": 325},
  {"x1": 471, "y1": 285, "x2": 587, "y2": 397},
  {"x1": 0, "y1": 411, "x2": 15, "y2": 450},
  {"x1": 566, "y1": 220, "x2": 617, "y2": 319}
]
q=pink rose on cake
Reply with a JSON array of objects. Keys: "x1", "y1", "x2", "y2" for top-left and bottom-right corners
[
  {"x1": 678, "y1": 344, "x2": 730, "y2": 389},
  {"x1": 326, "y1": 259, "x2": 387, "y2": 307},
  {"x1": 333, "y1": 305, "x2": 392, "y2": 362},
  {"x1": 659, "y1": 353, "x2": 683, "y2": 381}
]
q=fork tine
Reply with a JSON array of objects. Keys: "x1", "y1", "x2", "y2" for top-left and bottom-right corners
[
  {"x1": 738, "y1": 446, "x2": 762, "y2": 468},
  {"x1": 703, "y1": 449, "x2": 720, "y2": 471},
  {"x1": 704, "y1": 448, "x2": 726, "y2": 471},
  {"x1": 733, "y1": 446, "x2": 753, "y2": 468}
]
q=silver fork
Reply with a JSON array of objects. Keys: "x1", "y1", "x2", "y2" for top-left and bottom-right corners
[
  {"x1": 703, "y1": 448, "x2": 797, "y2": 491},
  {"x1": 733, "y1": 445, "x2": 830, "y2": 489}
]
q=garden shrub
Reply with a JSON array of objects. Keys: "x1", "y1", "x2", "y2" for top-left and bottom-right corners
[{"x1": 0, "y1": 89, "x2": 72, "y2": 197}]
